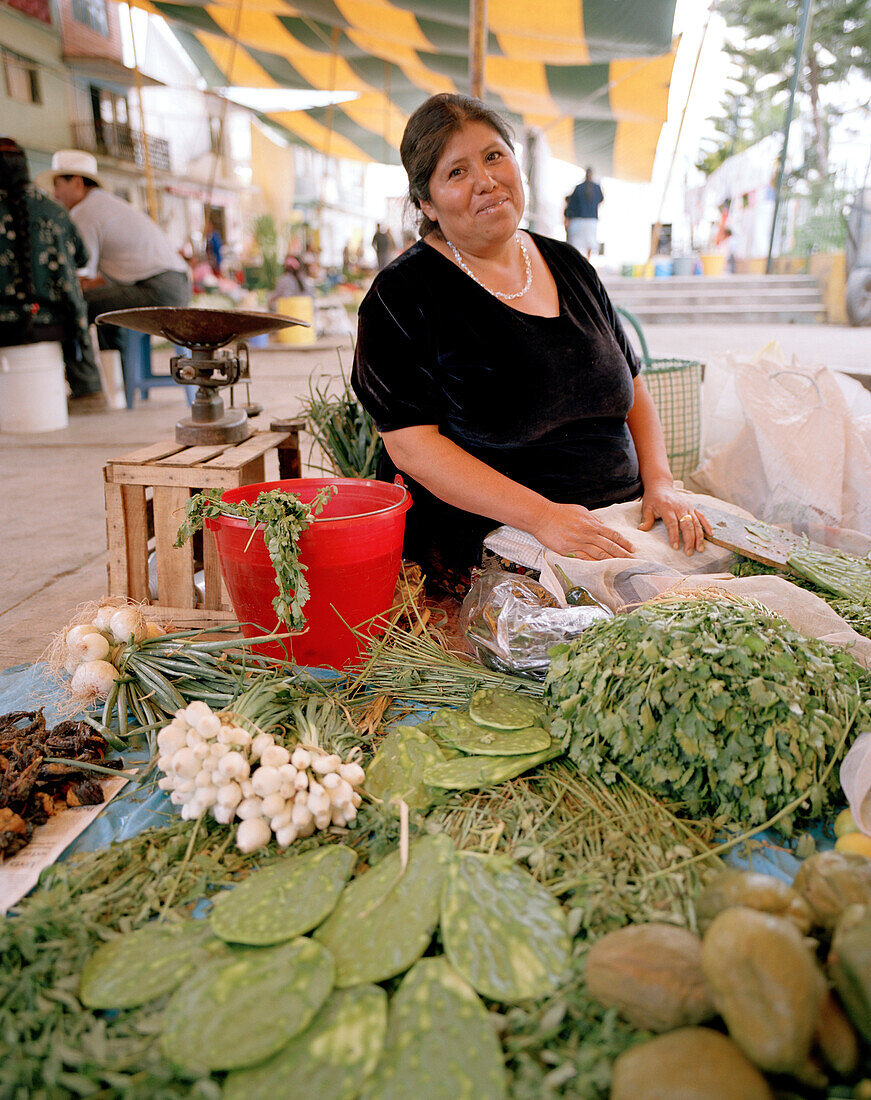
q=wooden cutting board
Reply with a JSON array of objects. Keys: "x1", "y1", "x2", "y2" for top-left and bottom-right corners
[{"x1": 691, "y1": 502, "x2": 830, "y2": 570}]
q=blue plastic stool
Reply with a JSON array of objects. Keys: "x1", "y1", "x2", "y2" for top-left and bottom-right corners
[{"x1": 120, "y1": 330, "x2": 194, "y2": 409}]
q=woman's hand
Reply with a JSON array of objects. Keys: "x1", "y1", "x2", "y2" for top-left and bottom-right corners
[
  {"x1": 533, "y1": 501, "x2": 635, "y2": 560},
  {"x1": 638, "y1": 482, "x2": 712, "y2": 555}
]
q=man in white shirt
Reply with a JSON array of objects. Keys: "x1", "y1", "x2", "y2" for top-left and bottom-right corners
[{"x1": 38, "y1": 150, "x2": 190, "y2": 392}]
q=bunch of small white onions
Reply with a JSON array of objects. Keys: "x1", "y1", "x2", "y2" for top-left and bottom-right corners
[
  {"x1": 155, "y1": 700, "x2": 365, "y2": 854},
  {"x1": 62, "y1": 605, "x2": 164, "y2": 703}
]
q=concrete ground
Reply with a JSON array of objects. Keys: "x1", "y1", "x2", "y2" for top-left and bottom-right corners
[{"x1": 1, "y1": 321, "x2": 868, "y2": 671}]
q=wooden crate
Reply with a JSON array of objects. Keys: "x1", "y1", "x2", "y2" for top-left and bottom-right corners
[{"x1": 103, "y1": 430, "x2": 299, "y2": 627}]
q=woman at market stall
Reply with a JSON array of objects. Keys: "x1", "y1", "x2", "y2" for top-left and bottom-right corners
[{"x1": 352, "y1": 94, "x2": 710, "y2": 595}]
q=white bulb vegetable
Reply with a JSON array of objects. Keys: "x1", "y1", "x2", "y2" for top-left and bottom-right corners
[
  {"x1": 218, "y1": 752, "x2": 249, "y2": 780},
  {"x1": 251, "y1": 766, "x2": 281, "y2": 797},
  {"x1": 291, "y1": 802, "x2": 314, "y2": 828},
  {"x1": 236, "y1": 817, "x2": 271, "y2": 854},
  {"x1": 216, "y1": 782, "x2": 243, "y2": 808},
  {"x1": 260, "y1": 792, "x2": 287, "y2": 818},
  {"x1": 260, "y1": 744, "x2": 291, "y2": 768},
  {"x1": 94, "y1": 604, "x2": 119, "y2": 632},
  {"x1": 291, "y1": 746, "x2": 312, "y2": 770},
  {"x1": 250, "y1": 733, "x2": 274, "y2": 761},
  {"x1": 314, "y1": 810, "x2": 331, "y2": 831},
  {"x1": 171, "y1": 747, "x2": 200, "y2": 779},
  {"x1": 308, "y1": 790, "x2": 331, "y2": 816},
  {"x1": 196, "y1": 712, "x2": 221, "y2": 739},
  {"x1": 293, "y1": 771, "x2": 309, "y2": 791},
  {"x1": 275, "y1": 824, "x2": 299, "y2": 847},
  {"x1": 270, "y1": 809, "x2": 293, "y2": 831},
  {"x1": 66, "y1": 628, "x2": 110, "y2": 663},
  {"x1": 157, "y1": 724, "x2": 188, "y2": 756},
  {"x1": 212, "y1": 804, "x2": 235, "y2": 825},
  {"x1": 312, "y1": 753, "x2": 341, "y2": 775},
  {"x1": 339, "y1": 761, "x2": 366, "y2": 787},
  {"x1": 108, "y1": 606, "x2": 146, "y2": 644},
  {"x1": 70, "y1": 659, "x2": 120, "y2": 702},
  {"x1": 236, "y1": 796, "x2": 265, "y2": 820}
]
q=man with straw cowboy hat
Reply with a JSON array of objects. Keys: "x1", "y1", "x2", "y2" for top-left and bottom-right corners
[{"x1": 36, "y1": 149, "x2": 190, "y2": 400}]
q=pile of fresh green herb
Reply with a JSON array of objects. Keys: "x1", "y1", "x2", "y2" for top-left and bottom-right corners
[
  {"x1": 733, "y1": 557, "x2": 871, "y2": 639},
  {"x1": 297, "y1": 371, "x2": 382, "y2": 479},
  {"x1": 175, "y1": 486, "x2": 334, "y2": 631},
  {"x1": 545, "y1": 599, "x2": 871, "y2": 836},
  {"x1": 788, "y1": 547, "x2": 871, "y2": 605}
]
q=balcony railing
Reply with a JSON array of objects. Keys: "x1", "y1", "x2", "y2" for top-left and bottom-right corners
[{"x1": 73, "y1": 121, "x2": 172, "y2": 173}]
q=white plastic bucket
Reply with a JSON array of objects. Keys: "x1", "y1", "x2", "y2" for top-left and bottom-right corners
[{"x1": 0, "y1": 342, "x2": 68, "y2": 432}]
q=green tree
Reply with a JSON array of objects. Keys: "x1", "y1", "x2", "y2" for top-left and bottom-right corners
[{"x1": 700, "y1": 0, "x2": 871, "y2": 178}]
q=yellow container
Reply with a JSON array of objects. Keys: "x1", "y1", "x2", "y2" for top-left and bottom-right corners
[
  {"x1": 275, "y1": 296, "x2": 315, "y2": 345},
  {"x1": 700, "y1": 253, "x2": 726, "y2": 276},
  {"x1": 632, "y1": 263, "x2": 644, "y2": 277}
]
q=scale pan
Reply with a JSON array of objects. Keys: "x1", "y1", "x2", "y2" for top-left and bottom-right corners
[{"x1": 95, "y1": 306, "x2": 308, "y2": 347}]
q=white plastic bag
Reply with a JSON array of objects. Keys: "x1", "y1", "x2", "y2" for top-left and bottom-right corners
[{"x1": 689, "y1": 343, "x2": 871, "y2": 535}]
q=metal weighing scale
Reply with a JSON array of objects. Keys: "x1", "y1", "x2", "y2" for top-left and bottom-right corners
[{"x1": 96, "y1": 306, "x2": 308, "y2": 444}]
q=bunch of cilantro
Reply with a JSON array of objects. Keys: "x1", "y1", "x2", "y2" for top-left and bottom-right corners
[
  {"x1": 176, "y1": 485, "x2": 335, "y2": 631},
  {"x1": 544, "y1": 599, "x2": 871, "y2": 836}
]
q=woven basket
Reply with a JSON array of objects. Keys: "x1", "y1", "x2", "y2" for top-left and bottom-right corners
[{"x1": 642, "y1": 358, "x2": 705, "y2": 482}]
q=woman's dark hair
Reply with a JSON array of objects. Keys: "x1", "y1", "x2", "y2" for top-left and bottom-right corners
[
  {"x1": 400, "y1": 94, "x2": 515, "y2": 238},
  {"x1": 0, "y1": 138, "x2": 37, "y2": 330}
]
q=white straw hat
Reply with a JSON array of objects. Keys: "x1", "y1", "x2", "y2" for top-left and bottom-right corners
[{"x1": 34, "y1": 149, "x2": 103, "y2": 192}]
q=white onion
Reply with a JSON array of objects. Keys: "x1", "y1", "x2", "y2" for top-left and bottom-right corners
[
  {"x1": 260, "y1": 744, "x2": 291, "y2": 768},
  {"x1": 70, "y1": 659, "x2": 120, "y2": 702},
  {"x1": 291, "y1": 802, "x2": 314, "y2": 827},
  {"x1": 157, "y1": 724, "x2": 187, "y2": 756},
  {"x1": 218, "y1": 752, "x2": 249, "y2": 780},
  {"x1": 270, "y1": 809, "x2": 293, "y2": 831},
  {"x1": 250, "y1": 733, "x2": 274, "y2": 761},
  {"x1": 66, "y1": 627, "x2": 110, "y2": 663},
  {"x1": 339, "y1": 761, "x2": 366, "y2": 787},
  {"x1": 312, "y1": 753, "x2": 341, "y2": 775},
  {"x1": 251, "y1": 765, "x2": 281, "y2": 797},
  {"x1": 237, "y1": 796, "x2": 265, "y2": 820},
  {"x1": 275, "y1": 824, "x2": 299, "y2": 847},
  {"x1": 291, "y1": 746, "x2": 312, "y2": 770},
  {"x1": 216, "y1": 783, "x2": 243, "y2": 809},
  {"x1": 260, "y1": 792, "x2": 286, "y2": 818},
  {"x1": 236, "y1": 817, "x2": 271, "y2": 854},
  {"x1": 172, "y1": 747, "x2": 200, "y2": 779},
  {"x1": 108, "y1": 606, "x2": 147, "y2": 643},
  {"x1": 212, "y1": 804, "x2": 235, "y2": 825}
]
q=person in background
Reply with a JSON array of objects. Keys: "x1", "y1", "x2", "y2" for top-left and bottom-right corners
[
  {"x1": 205, "y1": 219, "x2": 223, "y2": 276},
  {"x1": 268, "y1": 253, "x2": 312, "y2": 310},
  {"x1": 37, "y1": 149, "x2": 190, "y2": 379},
  {"x1": 371, "y1": 223, "x2": 396, "y2": 270},
  {"x1": 564, "y1": 167, "x2": 604, "y2": 259},
  {"x1": 353, "y1": 95, "x2": 709, "y2": 597},
  {"x1": 0, "y1": 138, "x2": 105, "y2": 413}
]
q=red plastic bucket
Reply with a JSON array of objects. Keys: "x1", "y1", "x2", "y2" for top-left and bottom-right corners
[{"x1": 205, "y1": 478, "x2": 411, "y2": 668}]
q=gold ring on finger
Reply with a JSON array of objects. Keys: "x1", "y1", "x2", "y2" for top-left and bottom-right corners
[{"x1": 679, "y1": 513, "x2": 693, "y2": 523}]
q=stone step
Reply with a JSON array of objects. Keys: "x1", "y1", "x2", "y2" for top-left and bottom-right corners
[
  {"x1": 600, "y1": 273, "x2": 824, "y2": 325},
  {"x1": 611, "y1": 289, "x2": 823, "y2": 307},
  {"x1": 601, "y1": 274, "x2": 819, "y2": 290},
  {"x1": 619, "y1": 305, "x2": 826, "y2": 325}
]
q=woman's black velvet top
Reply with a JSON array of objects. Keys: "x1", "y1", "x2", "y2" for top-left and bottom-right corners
[{"x1": 352, "y1": 233, "x2": 642, "y2": 571}]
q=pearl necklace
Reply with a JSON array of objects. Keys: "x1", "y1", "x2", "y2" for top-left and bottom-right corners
[{"x1": 444, "y1": 232, "x2": 533, "y2": 301}]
